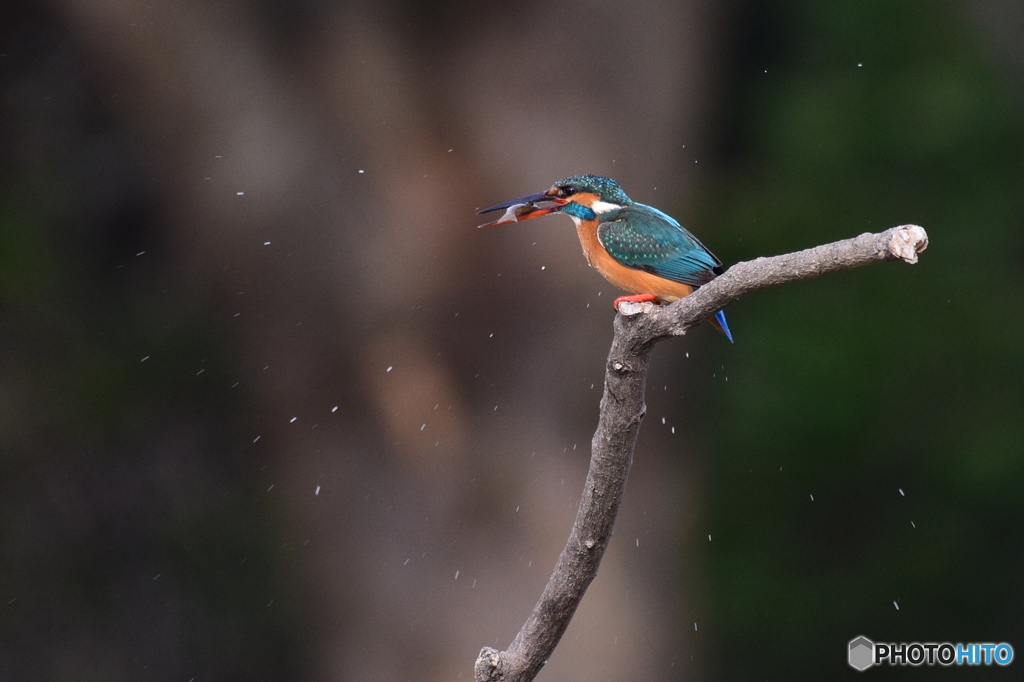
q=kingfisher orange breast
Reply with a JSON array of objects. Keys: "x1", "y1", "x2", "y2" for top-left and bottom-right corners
[{"x1": 573, "y1": 218, "x2": 695, "y2": 303}]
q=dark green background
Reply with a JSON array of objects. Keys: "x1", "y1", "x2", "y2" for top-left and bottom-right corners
[{"x1": 700, "y1": 2, "x2": 1023, "y2": 679}]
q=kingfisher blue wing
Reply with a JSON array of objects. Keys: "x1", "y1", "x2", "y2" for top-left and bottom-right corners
[{"x1": 596, "y1": 204, "x2": 722, "y2": 286}]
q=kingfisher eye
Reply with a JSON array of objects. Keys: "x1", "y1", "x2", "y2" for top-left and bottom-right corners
[{"x1": 559, "y1": 185, "x2": 576, "y2": 197}]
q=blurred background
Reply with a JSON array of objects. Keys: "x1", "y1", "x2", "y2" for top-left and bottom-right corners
[{"x1": 2, "y1": 0, "x2": 1022, "y2": 680}]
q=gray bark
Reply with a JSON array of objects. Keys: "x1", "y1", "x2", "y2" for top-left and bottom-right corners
[{"x1": 474, "y1": 225, "x2": 929, "y2": 682}]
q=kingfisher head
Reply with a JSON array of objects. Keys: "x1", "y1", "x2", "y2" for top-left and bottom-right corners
[{"x1": 478, "y1": 174, "x2": 633, "y2": 227}]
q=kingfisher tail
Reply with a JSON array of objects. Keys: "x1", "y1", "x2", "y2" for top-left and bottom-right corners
[{"x1": 709, "y1": 310, "x2": 733, "y2": 343}]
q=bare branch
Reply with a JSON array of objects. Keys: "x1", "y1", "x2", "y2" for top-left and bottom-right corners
[{"x1": 474, "y1": 225, "x2": 928, "y2": 682}]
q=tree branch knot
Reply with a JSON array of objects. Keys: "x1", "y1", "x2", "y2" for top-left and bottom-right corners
[
  {"x1": 887, "y1": 224, "x2": 928, "y2": 263},
  {"x1": 475, "y1": 647, "x2": 504, "y2": 682}
]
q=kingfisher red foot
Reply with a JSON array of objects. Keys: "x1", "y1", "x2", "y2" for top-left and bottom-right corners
[
  {"x1": 612, "y1": 293, "x2": 658, "y2": 308},
  {"x1": 479, "y1": 174, "x2": 734, "y2": 342}
]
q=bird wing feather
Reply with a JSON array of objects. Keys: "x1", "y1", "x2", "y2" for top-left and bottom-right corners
[{"x1": 596, "y1": 204, "x2": 722, "y2": 286}]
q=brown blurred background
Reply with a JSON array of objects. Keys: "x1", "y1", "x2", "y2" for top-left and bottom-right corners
[{"x1": 2, "y1": 1, "x2": 1023, "y2": 680}]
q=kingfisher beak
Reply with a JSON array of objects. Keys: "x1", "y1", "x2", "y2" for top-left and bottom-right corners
[{"x1": 477, "y1": 190, "x2": 568, "y2": 228}]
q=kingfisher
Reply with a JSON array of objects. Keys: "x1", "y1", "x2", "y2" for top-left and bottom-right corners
[{"x1": 478, "y1": 174, "x2": 733, "y2": 341}]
